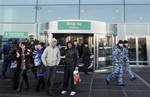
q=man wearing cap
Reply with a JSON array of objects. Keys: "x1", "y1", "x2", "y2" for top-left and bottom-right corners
[
  {"x1": 123, "y1": 40, "x2": 136, "y2": 80},
  {"x1": 41, "y1": 38, "x2": 61, "y2": 96},
  {"x1": 106, "y1": 40, "x2": 125, "y2": 86}
]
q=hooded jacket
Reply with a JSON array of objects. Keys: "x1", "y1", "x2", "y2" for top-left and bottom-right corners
[{"x1": 41, "y1": 38, "x2": 61, "y2": 66}]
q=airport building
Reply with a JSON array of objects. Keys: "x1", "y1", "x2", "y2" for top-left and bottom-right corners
[{"x1": 0, "y1": 0, "x2": 150, "y2": 71}]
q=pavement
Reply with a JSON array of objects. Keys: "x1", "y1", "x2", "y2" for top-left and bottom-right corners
[{"x1": 0, "y1": 64, "x2": 150, "y2": 97}]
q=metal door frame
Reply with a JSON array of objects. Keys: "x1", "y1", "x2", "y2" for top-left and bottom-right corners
[
  {"x1": 127, "y1": 36, "x2": 148, "y2": 65},
  {"x1": 94, "y1": 33, "x2": 114, "y2": 71}
]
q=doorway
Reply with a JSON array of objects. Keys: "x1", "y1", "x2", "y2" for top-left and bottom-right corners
[
  {"x1": 53, "y1": 33, "x2": 115, "y2": 71},
  {"x1": 94, "y1": 34, "x2": 115, "y2": 70},
  {"x1": 53, "y1": 33, "x2": 94, "y2": 50},
  {"x1": 53, "y1": 33, "x2": 94, "y2": 70},
  {"x1": 128, "y1": 37, "x2": 148, "y2": 65}
]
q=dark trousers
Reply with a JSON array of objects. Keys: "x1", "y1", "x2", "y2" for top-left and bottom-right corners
[
  {"x1": 17, "y1": 70, "x2": 29, "y2": 91},
  {"x1": 31, "y1": 66, "x2": 38, "y2": 79},
  {"x1": 36, "y1": 76, "x2": 45, "y2": 91},
  {"x1": 83, "y1": 59, "x2": 90, "y2": 74},
  {"x1": 46, "y1": 66, "x2": 57, "y2": 93},
  {"x1": 2, "y1": 55, "x2": 11, "y2": 77},
  {"x1": 63, "y1": 66, "x2": 76, "y2": 91},
  {"x1": 12, "y1": 68, "x2": 20, "y2": 90}
]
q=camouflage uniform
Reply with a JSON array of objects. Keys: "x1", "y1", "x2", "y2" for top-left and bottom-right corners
[
  {"x1": 106, "y1": 45, "x2": 124, "y2": 85},
  {"x1": 123, "y1": 47, "x2": 135, "y2": 79}
]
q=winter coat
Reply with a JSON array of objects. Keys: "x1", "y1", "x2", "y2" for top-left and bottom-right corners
[
  {"x1": 82, "y1": 47, "x2": 91, "y2": 63},
  {"x1": 112, "y1": 45, "x2": 124, "y2": 65},
  {"x1": 41, "y1": 46, "x2": 61, "y2": 67},
  {"x1": 15, "y1": 47, "x2": 33, "y2": 70},
  {"x1": 34, "y1": 48, "x2": 45, "y2": 66},
  {"x1": 65, "y1": 47, "x2": 79, "y2": 68}
]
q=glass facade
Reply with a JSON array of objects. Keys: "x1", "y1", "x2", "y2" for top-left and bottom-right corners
[
  {"x1": 38, "y1": 6, "x2": 79, "y2": 22},
  {"x1": 80, "y1": 5, "x2": 123, "y2": 22},
  {"x1": 0, "y1": 0, "x2": 150, "y2": 69},
  {"x1": 0, "y1": 6, "x2": 36, "y2": 22},
  {"x1": 0, "y1": 0, "x2": 150, "y2": 37}
]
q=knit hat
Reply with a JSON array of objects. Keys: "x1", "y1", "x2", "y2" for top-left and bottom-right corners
[
  {"x1": 124, "y1": 40, "x2": 128, "y2": 44},
  {"x1": 118, "y1": 40, "x2": 124, "y2": 44}
]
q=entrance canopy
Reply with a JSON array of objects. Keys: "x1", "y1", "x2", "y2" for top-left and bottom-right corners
[{"x1": 42, "y1": 20, "x2": 117, "y2": 34}]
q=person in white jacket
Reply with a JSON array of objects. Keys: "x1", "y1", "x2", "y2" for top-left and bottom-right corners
[{"x1": 41, "y1": 38, "x2": 61, "y2": 96}]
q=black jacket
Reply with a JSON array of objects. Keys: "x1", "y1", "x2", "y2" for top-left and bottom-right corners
[
  {"x1": 65, "y1": 48, "x2": 79, "y2": 68},
  {"x1": 82, "y1": 47, "x2": 91, "y2": 62}
]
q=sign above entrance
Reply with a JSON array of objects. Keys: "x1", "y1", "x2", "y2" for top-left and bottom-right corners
[
  {"x1": 4, "y1": 32, "x2": 28, "y2": 38},
  {"x1": 58, "y1": 21, "x2": 91, "y2": 30}
]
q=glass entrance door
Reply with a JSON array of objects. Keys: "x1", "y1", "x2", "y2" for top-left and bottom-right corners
[
  {"x1": 138, "y1": 38, "x2": 147, "y2": 65},
  {"x1": 95, "y1": 34, "x2": 114, "y2": 70},
  {"x1": 128, "y1": 38, "x2": 136, "y2": 65},
  {"x1": 128, "y1": 37, "x2": 148, "y2": 65}
]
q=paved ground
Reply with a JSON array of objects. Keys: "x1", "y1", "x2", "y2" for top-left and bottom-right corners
[{"x1": 0, "y1": 64, "x2": 150, "y2": 97}]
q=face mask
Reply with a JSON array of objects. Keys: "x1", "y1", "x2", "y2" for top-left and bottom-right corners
[
  {"x1": 119, "y1": 44, "x2": 123, "y2": 47},
  {"x1": 125, "y1": 44, "x2": 128, "y2": 47},
  {"x1": 85, "y1": 45, "x2": 88, "y2": 47},
  {"x1": 74, "y1": 42, "x2": 77, "y2": 45}
]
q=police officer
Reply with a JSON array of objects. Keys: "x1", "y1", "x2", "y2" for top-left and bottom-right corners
[
  {"x1": 106, "y1": 40, "x2": 125, "y2": 86},
  {"x1": 123, "y1": 40, "x2": 136, "y2": 80}
]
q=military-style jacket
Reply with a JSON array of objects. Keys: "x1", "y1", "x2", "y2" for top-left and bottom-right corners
[
  {"x1": 123, "y1": 47, "x2": 129, "y2": 62},
  {"x1": 112, "y1": 45, "x2": 124, "y2": 65}
]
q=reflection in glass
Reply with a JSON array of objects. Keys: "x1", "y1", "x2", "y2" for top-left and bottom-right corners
[
  {"x1": 125, "y1": 0, "x2": 150, "y2": 4},
  {"x1": 0, "y1": 24, "x2": 35, "y2": 33},
  {"x1": 97, "y1": 36, "x2": 113, "y2": 69},
  {"x1": 126, "y1": 5, "x2": 150, "y2": 23},
  {"x1": 138, "y1": 38, "x2": 147, "y2": 65},
  {"x1": 0, "y1": 6, "x2": 36, "y2": 22},
  {"x1": 39, "y1": 0, "x2": 78, "y2": 4},
  {"x1": 37, "y1": 6, "x2": 78, "y2": 22},
  {"x1": 81, "y1": 0, "x2": 123, "y2": 4},
  {"x1": 0, "y1": 0, "x2": 36, "y2": 5},
  {"x1": 80, "y1": 5, "x2": 123, "y2": 23},
  {"x1": 128, "y1": 38, "x2": 136, "y2": 65},
  {"x1": 125, "y1": 24, "x2": 147, "y2": 36}
]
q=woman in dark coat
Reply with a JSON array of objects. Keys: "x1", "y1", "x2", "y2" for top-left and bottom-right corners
[
  {"x1": 14, "y1": 42, "x2": 33, "y2": 92},
  {"x1": 61, "y1": 41, "x2": 79, "y2": 96}
]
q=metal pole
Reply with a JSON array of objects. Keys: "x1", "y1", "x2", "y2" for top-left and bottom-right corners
[
  {"x1": 78, "y1": 0, "x2": 81, "y2": 19},
  {"x1": 123, "y1": 0, "x2": 126, "y2": 24},
  {"x1": 35, "y1": 0, "x2": 39, "y2": 39}
]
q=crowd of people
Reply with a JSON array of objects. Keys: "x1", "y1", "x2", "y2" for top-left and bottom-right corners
[
  {"x1": 0, "y1": 38, "x2": 91, "y2": 96},
  {"x1": 0, "y1": 37, "x2": 136, "y2": 96}
]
